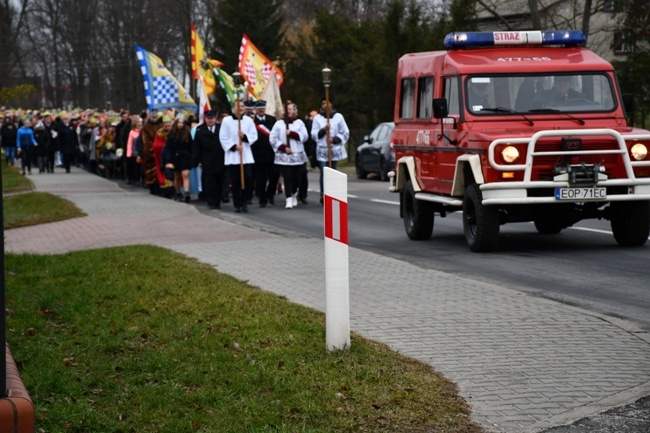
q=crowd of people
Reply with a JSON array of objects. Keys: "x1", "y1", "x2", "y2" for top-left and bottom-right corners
[{"x1": 0, "y1": 98, "x2": 350, "y2": 212}]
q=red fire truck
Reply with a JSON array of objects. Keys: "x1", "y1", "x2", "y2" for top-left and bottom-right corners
[{"x1": 390, "y1": 30, "x2": 650, "y2": 252}]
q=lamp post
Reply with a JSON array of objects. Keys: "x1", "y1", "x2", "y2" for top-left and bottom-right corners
[
  {"x1": 232, "y1": 71, "x2": 245, "y2": 189},
  {"x1": 322, "y1": 66, "x2": 332, "y2": 167}
]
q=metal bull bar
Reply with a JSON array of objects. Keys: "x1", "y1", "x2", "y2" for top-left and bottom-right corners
[{"x1": 482, "y1": 129, "x2": 650, "y2": 205}]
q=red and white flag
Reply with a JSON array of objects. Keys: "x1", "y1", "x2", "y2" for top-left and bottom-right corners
[{"x1": 238, "y1": 34, "x2": 284, "y2": 99}]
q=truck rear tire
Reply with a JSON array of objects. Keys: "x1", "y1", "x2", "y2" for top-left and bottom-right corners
[
  {"x1": 610, "y1": 201, "x2": 650, "y2": 247},
  {"x1": 463, "y1": 184, "x2": 500, "y2": 252},
  {"x1": 402, "y1": 180, "x2": 433, "y2": 240}
]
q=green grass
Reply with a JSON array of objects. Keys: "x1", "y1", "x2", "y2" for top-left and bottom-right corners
[
  {"x1": 3, "y1": 191, "x2": 85, "y2": 229},
  {"x1": 6, "y1": 246, "x2": 483, "y2": 433},
  {"x1": 2, "y1": 164, "x2": 85, "y2": 229},
  {"x1": 2, "y1": 163, "x2": 33, "y2": 193},
  {"x1": 3, "y1": 162, "x2": 482, "y2": 432}
]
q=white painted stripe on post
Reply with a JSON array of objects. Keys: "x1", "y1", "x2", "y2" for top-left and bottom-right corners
[{"x1": 331, "y1": 199, "x2": 340, "y2": 240}]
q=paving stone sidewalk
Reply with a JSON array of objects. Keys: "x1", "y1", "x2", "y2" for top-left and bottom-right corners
[{"x1": 5, "y1": 168, "x2": 650, "y2": 433}]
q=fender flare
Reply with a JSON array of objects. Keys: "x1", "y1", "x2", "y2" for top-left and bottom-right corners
[
  {"x1": 395, "y1": 156, "x2": 419, "y2": 192},
  {"x1": 451, "y1": 154, "x2": 484, "y2": 197}
]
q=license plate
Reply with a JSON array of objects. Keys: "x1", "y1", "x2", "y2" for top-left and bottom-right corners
[{"x1": 555, "y1": 187, "x2": 606, "y2": 200}]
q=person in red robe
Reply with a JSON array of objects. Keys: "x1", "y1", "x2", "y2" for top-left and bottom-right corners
[{"x1": 152, "y1": 115, "x2": 173, "y2": 197}]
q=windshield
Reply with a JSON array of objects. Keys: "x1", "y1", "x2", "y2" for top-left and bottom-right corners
[{"x1": 466, "y1": 74, "x2": 616, "y2": 115}]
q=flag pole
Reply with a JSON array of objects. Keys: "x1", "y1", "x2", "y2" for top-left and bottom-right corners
[
  {"x1": 274, "y1": 57, "x2": 288, "y2": 141},
  {"x1": 321, "y1": 66, "x2": 332, "y2": 168},
  {"x1": 232, "y1": 71, "x2": 245, "y2": 189}
]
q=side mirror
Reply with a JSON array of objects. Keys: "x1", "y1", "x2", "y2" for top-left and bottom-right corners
[
  {"x1": 432, "y1": 98, "x2": 456, "y2": 146},
  {"x1": 433, "y1": 98, "x2": 448, "y2": 119},
  {"x1": 364, "y1": 135, "x2": 373, "y2": 144}
]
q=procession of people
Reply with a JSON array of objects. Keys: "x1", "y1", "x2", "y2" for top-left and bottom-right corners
[{"x1": 0, "y1": 98, "x2": 349, "y2": 212}]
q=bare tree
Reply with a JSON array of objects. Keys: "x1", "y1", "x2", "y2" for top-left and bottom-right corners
[
  {"x1": 0, "y1": 0, "x2": 31, "y2": 88},
  {"x1": 474, "y1": 0, "x2": 623, "y2": 57}
]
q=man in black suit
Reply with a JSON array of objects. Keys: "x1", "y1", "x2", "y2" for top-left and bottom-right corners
[
  {"x1": 252, "y1": 100, "x2": 278, "y2": 207},
  {"x1": 192, "y1": 110, "x2": 224, "y2": 209}
]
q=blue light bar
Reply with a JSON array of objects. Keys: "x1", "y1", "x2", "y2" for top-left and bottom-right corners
[{"x1": 444, "y1": 30, "x2": 586, "y2": 48}]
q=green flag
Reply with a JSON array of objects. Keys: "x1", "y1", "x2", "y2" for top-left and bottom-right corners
[{"x1": 214, "y1": 67, "x2": 246, "y2": 107}]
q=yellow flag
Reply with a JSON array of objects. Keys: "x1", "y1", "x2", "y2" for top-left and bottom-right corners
[{"x1": 191, "y1": 23, "x2": 222, "y2": 96}]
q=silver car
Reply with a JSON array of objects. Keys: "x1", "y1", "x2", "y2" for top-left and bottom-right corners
[{"x1": 355, "y1": 122, "x2": 395, "y2": 181}]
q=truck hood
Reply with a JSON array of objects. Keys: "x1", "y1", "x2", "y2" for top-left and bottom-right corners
[{"x1": 464, "y1": 117, "x2": 637, "y2": 143}]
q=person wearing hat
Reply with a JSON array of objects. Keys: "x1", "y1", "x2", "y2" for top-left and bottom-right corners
[
  {"x1": 243, "y1": 100, "x2": 256, "y2": 118},
  {"x1": 55, "y1": 112, "x2": 80, "y2": 173},
  {"x1": 192, "y1": 109, "x2": 225, "y2": 209},
  {"x1": 76, "y1": 114, "x2": 94, "y2": 171},
  {"x1": 219, "y1": 100, "x2": 258, "y2": 213},
  {"x1": 87, "y1": 117, "x2": 104, "y2": 175},
  {"x1": 96, "y1": 124, "x2": 117, "y2": 178},
  {"x1": 531, "y1": 75, "x2": 587, "y2": 108},
  {"x1": 16, "y1": 118, "x2": 37, "y2": 175},
  {"x1": 34, "y1": 121, "x2": 51, "y2": 173},
  {"x1": 41, "y1": 112, "x2": 57, "y2": 172},
  {"x1": 252, "y1": 99, "x2": 279, "y2": 207}
]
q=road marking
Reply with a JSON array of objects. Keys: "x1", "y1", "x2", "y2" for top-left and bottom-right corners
[
  {"x1": 371, "y1": 199, "x2": 399, "y2": 205},
  {"x1": 568, "y1": 226, "x2": 613, "y2": 235}
]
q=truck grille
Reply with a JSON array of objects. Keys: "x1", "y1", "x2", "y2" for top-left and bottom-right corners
[{"x1": 532, "y1": 138, "x2": 620, "y2": 180}]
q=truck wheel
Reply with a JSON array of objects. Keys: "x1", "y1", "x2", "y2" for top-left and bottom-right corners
[
  {"x1": 463, "y1": 184, "x2": 500, "y2": 252},
  {"x1": 355, "y1": 155, "x2": 368, "y2": 179},
  {"x1": 534, "y1": 219, "x2": 564, "y2": 235},
  {"x1": 402, "y1": 180, "x2": 433, "y2": 240},
  {"x1": 610, "y1": 201, "x2": 650, "y2": 247}
]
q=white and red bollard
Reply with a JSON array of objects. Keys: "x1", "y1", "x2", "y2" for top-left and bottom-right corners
[{"x1": 323, "y1": 167, "x2": 350, "y2": 351}]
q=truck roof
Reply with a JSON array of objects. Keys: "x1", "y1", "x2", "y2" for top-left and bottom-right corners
[{"x1": 398, "y1": 46, "x2": 613, "y2": 76}]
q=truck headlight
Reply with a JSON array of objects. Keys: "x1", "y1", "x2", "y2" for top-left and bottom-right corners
[
  {"x1": 631, "y1": 143, "x2": 648, "y2": 161},
  {"x1": 501, "y1": 145, "x2": 520, "y2": 163}
]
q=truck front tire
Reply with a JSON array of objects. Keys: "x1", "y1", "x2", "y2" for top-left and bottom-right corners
[
  {"x1": 402, "y1": 180, "x2": 433, "y2": 240},
  {"x1": 463, "y1": 184, "x2": 500, "y2": 252},
  {"x1": 610, "y1": 201, "x2": 650, "y2": 247}
]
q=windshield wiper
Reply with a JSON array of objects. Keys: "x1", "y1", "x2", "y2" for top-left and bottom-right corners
[
  {"x1": 479, "y1": 107, "x2": 534, "y2": 126},
  {"x1": 528, "y1": 108, "x2": 585, "y2": 125}
]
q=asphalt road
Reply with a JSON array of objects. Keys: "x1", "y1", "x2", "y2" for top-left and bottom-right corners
[{"x1": 242, "y1": 170, "x2": 650, "y2": 333}]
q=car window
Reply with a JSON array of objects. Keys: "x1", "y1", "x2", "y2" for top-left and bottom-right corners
[
  {"x1": 444, "y1": 76, "x2": 460, "y2": 115},
  {"x1": 377, "y1": 125, "x2": 390, "y2": 141},
  {"x1": 400, "y1": 78, "x2": 415, "y2": 119},
  {"x1": 370, "y1": 125, "x2": 384, "y2": 142},
  {"x1": 417, "y1": 76, "x2": 434, "y2": 119},
  {"x1": 466, "y1": 73, "x2": 616, "y2": 114}
]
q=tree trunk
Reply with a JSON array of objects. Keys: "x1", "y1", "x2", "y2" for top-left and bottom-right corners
[
  {"x1": 582, "y1": 0, "x2": 593, "y2": 44},
  {"x1": 528, "y1": 0, "x2": 541, "y2": 29}
]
